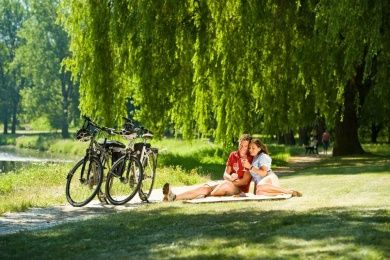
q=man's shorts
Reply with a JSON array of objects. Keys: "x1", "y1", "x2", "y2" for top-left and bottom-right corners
[{"x1": 203, "y1": 180, "x2": 224, "y2": 189}]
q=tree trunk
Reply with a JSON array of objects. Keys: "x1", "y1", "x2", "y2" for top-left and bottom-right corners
[
  {"x1": 316, "y1": 116, "x2": 326, "y2": 145},
  {"x1": 370, "y1": 123, "x2": 382, "y2": 143},
  {"x1": 298, "y1": 127, "x2": 309, "y2": 145},
  {"x1": 388, "y1": 127, "x2": 390, "y2": 144},
  {"x1": 60, "y1": 73, "x2": 71, "y2": 138},
  {"x1": 277, "y1": 133, "x2": 284, "y2": 144},
  {"x1": 283, "y1": 130, "x2": 296, "y2": 145},
  {"x1": 2, "y1": 108, "x2": 8, "y2": 134},
  {"x1": 61, "y1": 110, "x2": 69, "y2": 138},
  {"x1": 333, "y1": 78, "x2": 364, "y2": 156},
  {"x1": 11, "y1": 102, "x2": 17, "y2": 134}
]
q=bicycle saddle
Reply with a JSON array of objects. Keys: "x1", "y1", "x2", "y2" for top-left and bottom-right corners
[{"x1": 99, "y1": 140, "x2": 126, "y2": 149}]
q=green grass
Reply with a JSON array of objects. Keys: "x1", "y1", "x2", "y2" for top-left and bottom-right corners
[
  {"x1": 1, "y1": 144, "x2": 389, "y2": 258},
  {"x1": 0, "y1": 166, "x2": 389, "y2": 259},
  {"x1": 0, "y1": 163, "x2": 70, "y2": 214},
  {"x1": 1, "y1": 208, "x2": 388, "y2": 259},
  {"x1": 1, "y1": 206, "x2": 388, "y2": 259}
]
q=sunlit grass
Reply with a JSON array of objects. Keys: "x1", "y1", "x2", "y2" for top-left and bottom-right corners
[
  {"x1": 1, "y1": 142, "x2": 390, "y2": 258},
  {"x1": 0, "y1": 163, "x2": 69, "y2": 214}
]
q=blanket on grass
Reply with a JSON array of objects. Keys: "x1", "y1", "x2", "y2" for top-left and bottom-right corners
[{"x1": 183, "y1": 193, "x2": 292, "y2": 204}]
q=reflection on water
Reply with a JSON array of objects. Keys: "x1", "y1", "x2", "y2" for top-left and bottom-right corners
[{"x1": 0, "y1": 146, "x2": 73, "y2": 174}]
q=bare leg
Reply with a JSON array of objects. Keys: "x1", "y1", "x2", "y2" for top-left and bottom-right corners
[
  {"x1": 256, "y1": 174, "x2": 302, "y2": 197},
  {"x1": 256, "y1": 184, "x2": 293, "y2": 195},
  {"x1": 210, "y1": 181, "x2": 240, "y2": 196},
  {"x1": 175, "y1": 186, "x2": 214, "y2": 201}
]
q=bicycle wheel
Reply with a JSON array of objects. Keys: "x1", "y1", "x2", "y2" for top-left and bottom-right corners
[
  {"x1": 105, "y1": 155, "x2": 143, "y2": 205},
  {"x1": 66, "y1": 157, "x2": 103, "y2": 207},
  {"x1": 139, "y1": 150, "x2": 157, "y2": 201}
]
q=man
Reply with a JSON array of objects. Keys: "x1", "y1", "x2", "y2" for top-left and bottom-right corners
[{"x1": 162, "y1": 134, "x2": 253, "y2": 201}]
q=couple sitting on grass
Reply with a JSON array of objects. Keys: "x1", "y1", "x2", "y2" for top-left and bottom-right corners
[{"x1": 163, "y1": 134, "x2": 302, "y2": 202}]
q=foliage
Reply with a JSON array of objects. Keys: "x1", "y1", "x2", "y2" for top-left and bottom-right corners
[
  {"x1": 0, "y1": 134, "x2": 16, "y2": 145},
  {"x1": 28, "y1": 116, "x2": 52, "y2": 131},
  {"x1": 13, "y1": 0, "x2": 79, "y2": 138},
  {"x1": 0, "y1": 0, "x2": 26, "y2": 134}
]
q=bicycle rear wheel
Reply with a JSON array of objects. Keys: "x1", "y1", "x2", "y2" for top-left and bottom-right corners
[
  {"x1": 105, "y1": 155, "x2": 143, "y2": 205},
  {"x1": 139, "y1": 150, "x2": 157, "y2": 201},
  {"x1": 66, "y1": 157, "x2": 103, "y2": 207}
]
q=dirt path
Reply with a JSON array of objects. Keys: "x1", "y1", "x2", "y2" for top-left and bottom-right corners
[{"x1": 0, "y1": 154, "x2": 325, "y2": 236}]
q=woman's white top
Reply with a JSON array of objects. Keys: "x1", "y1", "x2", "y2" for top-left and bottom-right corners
[{"x1": 250, "y1": 153, "x2": 272, "y2": 185}]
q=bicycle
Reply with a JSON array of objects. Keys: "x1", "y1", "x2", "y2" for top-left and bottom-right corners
[
  {"x1": 65, "y1": 117, "x2": 128, "y2": 207},
  {"x1": 105, "y1": 118, "x2": 157, "y2": 204}
]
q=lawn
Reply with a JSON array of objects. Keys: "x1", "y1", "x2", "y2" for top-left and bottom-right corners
[{"x1": 0, "y1": 143, "x2": 389, "y2": 259}]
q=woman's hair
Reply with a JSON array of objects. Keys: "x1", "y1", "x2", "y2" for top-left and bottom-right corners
[{"x1": 251, "y1": 138, "x2": 269, "y2": 155}]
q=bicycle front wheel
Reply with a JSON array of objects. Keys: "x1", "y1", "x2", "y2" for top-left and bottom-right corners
[
  {"x1": 139, "y1": 150, "x2": 157, "y2": 201},
  {"x1": 66, "y1": 157, "x2": 103, "y2": 207},
  {"x1": 105, "y1": 155, "x2": 143, "y2": 205}
]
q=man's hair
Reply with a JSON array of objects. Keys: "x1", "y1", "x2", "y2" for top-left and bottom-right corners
[{"x1": 239, "y1": 134, "x2": 252, "y2": 143}]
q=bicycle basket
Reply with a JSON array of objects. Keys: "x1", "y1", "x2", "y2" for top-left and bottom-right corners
[
  {"x1": 133, "y1": 143, "x2": 151, "y2": 159},
  {"x1": 112, "y1": 147, "x2": 125, "y2": 163}
]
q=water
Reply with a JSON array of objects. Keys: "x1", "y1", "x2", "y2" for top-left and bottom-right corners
[{"x1": 0, "y1": 146, "x2": 73, "y2": 174}]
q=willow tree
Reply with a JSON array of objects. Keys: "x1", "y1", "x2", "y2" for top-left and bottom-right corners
[{"x1": 59, "y1": 0, "x2": 390, "y2": 155}]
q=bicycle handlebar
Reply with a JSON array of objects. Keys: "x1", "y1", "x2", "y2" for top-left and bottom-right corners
[{"x1": 81, "y1": 115, "x2": 152, "y2": 137}]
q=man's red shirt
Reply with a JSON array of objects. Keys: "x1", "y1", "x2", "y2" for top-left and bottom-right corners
[{"x1": 226, "y1": 151, "x2": 253, "y2": 192}]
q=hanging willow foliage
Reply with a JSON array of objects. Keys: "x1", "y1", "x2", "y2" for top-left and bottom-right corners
[{"x1": 59, "y1": 0, "x2": 390, "y2": 151}]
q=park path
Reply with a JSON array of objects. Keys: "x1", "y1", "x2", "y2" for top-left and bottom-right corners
[{"x1": 0, "y1": 154, "x2": 325, "y2": 236}]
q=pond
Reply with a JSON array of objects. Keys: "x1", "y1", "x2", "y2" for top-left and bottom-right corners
[{"x1": 0, "y1": 146, "x2": 74, "y2": 174}]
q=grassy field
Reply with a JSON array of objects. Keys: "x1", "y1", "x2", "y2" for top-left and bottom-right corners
[{"x1": 0, "y1": 142, "x2": 389, "y2": 258}]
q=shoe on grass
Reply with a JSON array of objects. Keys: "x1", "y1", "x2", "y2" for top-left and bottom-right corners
[
  {"x1": 162, "y1": 183, "x2": 176, "y2": 202},
  {"x1": 292, "y1": 190, "x2": 303, "y2": 197}
]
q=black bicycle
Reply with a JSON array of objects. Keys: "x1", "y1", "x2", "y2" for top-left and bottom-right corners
[
  {"x1": 105, "y1": 118, "x2": 157, "y2": 204},
  {"x1": 65, "y1": 117, "x2": 126, "y2": 207}
]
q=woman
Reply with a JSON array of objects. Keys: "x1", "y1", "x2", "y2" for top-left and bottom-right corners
[{"x1": 242, "y1": 138, "x2": 302, "y2": 197}]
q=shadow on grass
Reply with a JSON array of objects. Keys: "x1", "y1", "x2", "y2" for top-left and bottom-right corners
[{"x1": 1, "y1": 206, "x2": 388, "y2": 259}]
